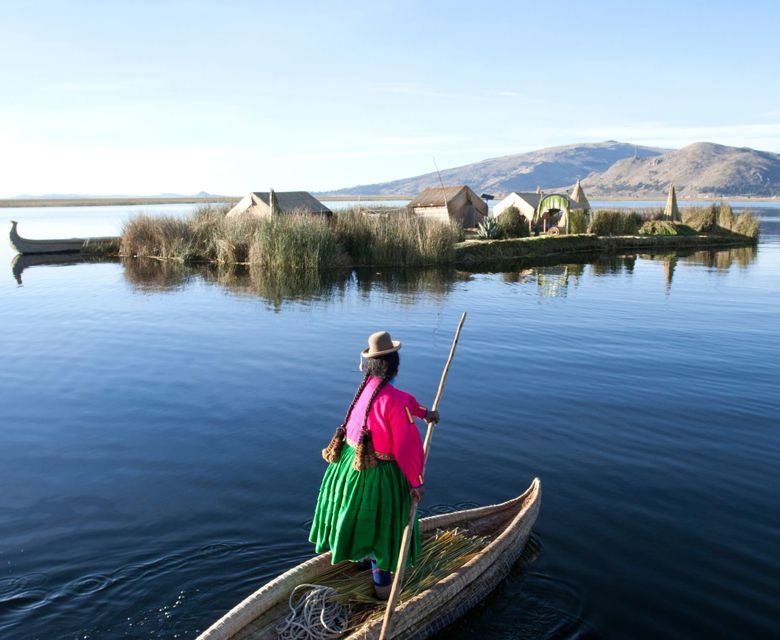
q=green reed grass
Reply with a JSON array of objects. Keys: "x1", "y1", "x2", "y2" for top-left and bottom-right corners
[
  {"x1": 334, "y1": 208, "x2": 458, "y2": 266},
  {"x1": 248, "y1": 213, "x2": 349, "y2": 272},
  {"x1": 567, "y1": 209, "x2": 589, "y2": 235},
  {"x1": 122, "y1": 205, "x2": 459, "y2": 269},
  {"x1": 588, "y1": 210, "x2": 641, "y2": 235},
  {"x1": 121, "y1": 214, "x2": 199, "y2": 261}
]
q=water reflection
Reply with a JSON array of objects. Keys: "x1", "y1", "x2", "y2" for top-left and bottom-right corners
[
  {"x1": 639, "y1": 245, "x2": 757, "y2": 272},
  {"x1": 121, "y1": 257, "x2": 197, "y2": 292},
  {"x1": 680, "y1": 245, "x2": 757, "y2": 270},
  {"x1": 501, "y1": 265, "x2": 585, "y2": 298},
  {"x1": 12, "y1": 244, "x2": 758, "y2": 301},
  {"x1": 484, "y1": 245, "x2": 757, "y2": 297},
  {"x1": 11, "y1": 254, "x2": 119, "y2": 286},
  {"x1": 590, "y1": 255, "x2": 637, "y2": 276},
  {"x1": 122, "y1": 259, "x2": 471, "y2": 309},
  {"x1": 637, "y1": 245, "x2": 758, "y2": 290}
]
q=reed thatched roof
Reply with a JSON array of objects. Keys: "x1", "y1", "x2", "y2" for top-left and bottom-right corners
[
  {"x1": 509, "y1": 192, "x2": 543, "y2": 209},
  {"x1": 251, "y1": 191, "x2": 331, "y2": 214},
  {"x1": 570, "y1": 179, "x2": 590, "y2": 209},
  {"x1": 664, "y1": 184, "x2": 680, "y2": 221},
  {"x1": 408, "y1": 186, "x2": 474, "y2": 208}
]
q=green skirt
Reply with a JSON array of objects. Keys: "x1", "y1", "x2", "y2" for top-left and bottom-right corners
[{"x1": 309, "y1": 444, "x2": 420, "y2": 572}]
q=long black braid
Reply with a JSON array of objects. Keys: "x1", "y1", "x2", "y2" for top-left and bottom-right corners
[
  {"x1": 353, "y1": 375, "x2": 391, "y2": 471},
  {"x1": 322, "y1": 351, "x2": 400, "y2": 466},
  {"x1": 322, "y1": 372, "x2": 370, "y2": 463}
]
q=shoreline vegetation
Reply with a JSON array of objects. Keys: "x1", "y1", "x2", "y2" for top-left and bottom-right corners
[
  {"x1": 120, "y1": 206, "x2": 459, "y2": 269},
  {"x1": 117, "y1": 203, "x2": 760, "y2": 271}
]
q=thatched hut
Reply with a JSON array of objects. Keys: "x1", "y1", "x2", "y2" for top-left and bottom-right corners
[
  {"x1": 492, "y1": 192, "x2": 541, "y2": 220},
  {"x1": 226, "y1": 190, "x2": 332, "y2": 219},
  {"x1": 664, "y1": 184, "x2": 681, "y2": 222},
  {"x1": 408, "y1": 186, "x2": 487, "y2": 227}
]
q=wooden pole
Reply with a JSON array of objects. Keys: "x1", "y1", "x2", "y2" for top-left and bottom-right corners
[{"x1": 378, "y1": 311, "x2": 467, "y2": 640}]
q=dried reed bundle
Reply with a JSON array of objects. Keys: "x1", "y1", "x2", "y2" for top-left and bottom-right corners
[{"x1": 315, "y1": 527, "x2": 488, "y2": 631}]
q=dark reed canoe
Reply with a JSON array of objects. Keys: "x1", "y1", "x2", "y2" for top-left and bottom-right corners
[
  {"x1": 9, "y1": 220, "x2": 119, "y2": 255},
  {"x1": 197, "y1": 477, "x2": 541, "y2": 640}
]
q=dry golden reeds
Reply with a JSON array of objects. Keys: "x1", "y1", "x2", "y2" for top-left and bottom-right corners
[
  {"x1": 121, "y1": 205, "x2": 459, "y2": 269},
  {"x1": 681, "y1": 202, "x2": 760, "y2": 239},
  {"x1": 315, "y1": 527, "x2": 488, "y2": 631}
]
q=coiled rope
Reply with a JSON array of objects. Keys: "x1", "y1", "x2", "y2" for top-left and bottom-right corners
[{"x1": 276, "y1": 584, "x2": 350, "y2": 640}]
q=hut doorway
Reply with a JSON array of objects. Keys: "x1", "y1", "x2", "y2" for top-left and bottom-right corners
[
  {"x1": 540, "y1": 209, "x2": 563, "y2": 233},
  {"x1": 534, "y1": 194, "x2": 572, "y2": 235}
]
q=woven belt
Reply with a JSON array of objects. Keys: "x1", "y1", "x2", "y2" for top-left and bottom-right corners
[{"x1": 346, "y1": 437, "x2": 395, "y2": 461}]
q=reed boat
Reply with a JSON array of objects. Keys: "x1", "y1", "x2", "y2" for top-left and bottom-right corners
[
  {"x1": 9, "y1": 220, "x2": 119, "y2": 255},
  {"x1": 198, "y1": 477, "x2": 541, "y2": 640}
]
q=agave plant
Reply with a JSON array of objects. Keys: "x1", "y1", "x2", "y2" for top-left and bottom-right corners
[{"x1": 476, "y1": 217, "x2": 500, "y2": 240}]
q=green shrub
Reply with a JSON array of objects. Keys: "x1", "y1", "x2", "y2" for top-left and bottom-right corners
[
  {"x1": 639, "y1": 220, "x2": 696, "y2": 236},
  {"x1": 495, "y1": 206, "x2": 529, "y2": 238}
]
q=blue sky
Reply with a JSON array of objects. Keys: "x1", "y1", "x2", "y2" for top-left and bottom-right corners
[{"x1": 2, "y1": 0, "x2": 779, "y2": 196}]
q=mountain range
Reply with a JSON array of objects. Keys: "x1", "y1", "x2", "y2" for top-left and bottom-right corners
[{"x1": 330, "y1": 141, "x2": 780, "y2": 198}]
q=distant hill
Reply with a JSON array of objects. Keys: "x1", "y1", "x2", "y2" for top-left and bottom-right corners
[
  {"x1": 329, "y1": 141, "x2": 666, "y2": 196},
  {"x1": 581, "y1": 142, "x2": 780, "y2": 197},
  {"x1": 328, "y1": 141, "x2": 780, "y2": 198}
]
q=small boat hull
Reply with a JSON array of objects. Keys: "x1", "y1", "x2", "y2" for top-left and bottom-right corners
[
  {"x1": 9, "y1": 221, "x2": 119, "y2": 255},
  {"x1": 198, "y1": 478, "x2": 541, "y2": 640}
]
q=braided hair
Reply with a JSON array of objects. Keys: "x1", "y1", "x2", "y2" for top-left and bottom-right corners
[
  {"x1": 321, "y1": 372, "x2": 370, "y2": 463},
  {"x1": 321, "y1": 352, "x2": 401, "y2": 467},
  {"x1": 353, "y1": 375, "x2": 390, "y2": 471}
]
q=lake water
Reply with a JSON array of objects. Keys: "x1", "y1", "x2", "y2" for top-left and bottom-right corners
[{"x1": 1, "y1": 202, "x2": 779, "y2": 639}]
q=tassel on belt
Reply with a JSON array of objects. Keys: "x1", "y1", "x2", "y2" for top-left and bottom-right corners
[{"x1": 346, "y1": 437, "x2": 395, "y2": 461}]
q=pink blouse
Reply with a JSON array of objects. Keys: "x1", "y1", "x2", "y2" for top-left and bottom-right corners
[{"x1": 345, "y1": 377, "x2": 427, "y2": 488}]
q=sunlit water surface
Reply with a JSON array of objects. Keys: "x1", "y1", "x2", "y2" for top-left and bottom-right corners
[{"x1": 1, "y1": 202, "x2": 779, "y2": 639}]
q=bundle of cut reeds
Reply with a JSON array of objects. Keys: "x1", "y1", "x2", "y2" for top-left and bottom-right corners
[{"x1": 315, "y1": 527, "x2": 488, "y2": 631}]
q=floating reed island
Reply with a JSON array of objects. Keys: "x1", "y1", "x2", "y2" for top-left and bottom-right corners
[
  {"x1": 118, "y1": 201, "x2": 759, "y2": 271},
  {"x1": 457, "y1": 203, "x2": 760, "y2": 266}
]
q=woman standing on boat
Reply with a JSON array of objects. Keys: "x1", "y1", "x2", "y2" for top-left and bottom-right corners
[{"x1": 309, "y1": 331, "x2": 439, "y2": 599}]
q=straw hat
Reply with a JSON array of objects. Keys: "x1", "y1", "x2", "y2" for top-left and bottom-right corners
[{"x1": 361, "y1": 331, "x2": 401, "y2": 358}]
